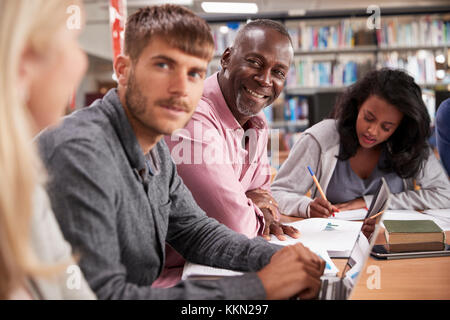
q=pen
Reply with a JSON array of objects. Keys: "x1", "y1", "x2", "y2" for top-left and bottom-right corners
[{"x1": 307, "y1": 166, "x2": 335, "y2": 217}]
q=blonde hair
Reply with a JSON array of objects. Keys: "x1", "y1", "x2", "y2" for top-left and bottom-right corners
[{"x1": 0, "y1": 0, "x2": 77, "y2": 299}]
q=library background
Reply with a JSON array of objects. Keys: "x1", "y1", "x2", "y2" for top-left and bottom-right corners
[{"x1": 79, "y1": 0, "x2": 450, "y2": 168}]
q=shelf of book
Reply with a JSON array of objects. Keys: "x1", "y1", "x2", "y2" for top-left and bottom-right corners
[
  {"x1": 209, "y1": 12, "x2": 450, "y2": 90},
  {"x1": 285, "y1": 86, "x2": 346, "y2": 95},
  {"x1": 207, "y1": 9, "x2": 450, "y2": 165},
  {"x1": 212, "y1": 45, "x2": 449, "y2": 59},
  {"x1": 285, "y1": 82, "x2": 445, "y2": 95}
]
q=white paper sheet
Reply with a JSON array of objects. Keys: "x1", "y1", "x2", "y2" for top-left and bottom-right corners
[
  {"x1": 330, "y1": 208, "x2": 368, "y2": 221},
  {"x1": 181, "y1": 262, "x2": 243, "y2": 280},
  {"x1": 270, "y1": 218, "x2": 363, "y2": 253},
  {"x1": 423, "y1": 209, "x2": 450, "y2": 221}
]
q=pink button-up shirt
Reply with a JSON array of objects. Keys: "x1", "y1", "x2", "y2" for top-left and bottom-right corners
[{"x1": 152, "y1": 73, "x2": 272, "y2": 288}]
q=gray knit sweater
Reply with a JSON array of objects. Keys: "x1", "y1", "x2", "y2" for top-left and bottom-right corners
[{"x1": 37, "y1": 89, "x2": 280, "y2": 300}]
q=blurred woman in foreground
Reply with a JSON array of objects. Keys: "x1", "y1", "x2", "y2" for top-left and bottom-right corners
[{"x1": 0, "y1": 0, "x2": 94, "y2": 299}]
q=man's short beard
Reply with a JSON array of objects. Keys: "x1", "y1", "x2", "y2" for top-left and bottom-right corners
[
  {"x1": 236, "y1": 95, "x2": 261, "y2": 118},
  {"x1": 125, "y1": 69, "x2": 147, "y2": 118}
]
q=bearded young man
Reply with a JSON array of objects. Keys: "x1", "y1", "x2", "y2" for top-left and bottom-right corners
[{"x1": 37, "y1": 5, "x2": 324, "y2": 300}]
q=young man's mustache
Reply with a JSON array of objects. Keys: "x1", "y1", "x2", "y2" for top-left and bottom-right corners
[{"x1": 155, "y1": 98, "x2": 191, "y2": 112}]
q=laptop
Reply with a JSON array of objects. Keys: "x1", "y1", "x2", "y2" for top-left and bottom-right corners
[{"x1": 318, "y1": 177, "x2": 391, "y2": 300}]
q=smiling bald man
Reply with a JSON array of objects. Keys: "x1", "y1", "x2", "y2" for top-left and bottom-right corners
[{"x1": 159, "y1": 20, "x2": 302, "y2": 288}]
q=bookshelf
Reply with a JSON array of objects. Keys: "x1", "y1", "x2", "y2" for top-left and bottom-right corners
[{"x1": 205, "y1": 7, "x2": 450, "y2": 167}]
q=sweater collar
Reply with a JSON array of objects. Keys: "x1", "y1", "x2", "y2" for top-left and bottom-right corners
[{"x1": 100, "y1": 89, "x2": 160, "y2": 177}]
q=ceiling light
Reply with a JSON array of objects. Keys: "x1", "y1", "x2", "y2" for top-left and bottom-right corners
[
  {"x1": 435, "y1": 54, "x2": 445, "y2": 64},
  {"x1": 201, "y1": 2, "x2": 258, "y2": 14},
  {"x1": 436, "y1": 69, "x2": 445, "y2": 80}
]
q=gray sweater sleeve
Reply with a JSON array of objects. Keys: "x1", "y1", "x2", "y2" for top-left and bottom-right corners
[
  {"x1": 41, "y1": 137, "x2": 280, "y2": 300},
  {"x1": 384, "y1": 148, "x2": 450, "y2": 210},
  {"x1": 271, "y1": 133, "x2": 320, "y2": 217},
  {"x1": 164, "y1": 154, "x2": 280, "y2": 273}
]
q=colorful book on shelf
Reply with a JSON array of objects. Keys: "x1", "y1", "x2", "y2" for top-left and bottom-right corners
[
  {"x1": 383, "y1": 219, "x2": 446, "y2": 253},
  {"x1": 262, "y1": 105, "x2": 273, "y2": 123},
  {"x1": 378, "y1": 16, "x2": 450, "y2": 47}
]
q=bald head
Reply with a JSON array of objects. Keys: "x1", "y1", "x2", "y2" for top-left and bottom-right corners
[{"x1": 233, "y1": 19, "x2": 293, "y2": 48}]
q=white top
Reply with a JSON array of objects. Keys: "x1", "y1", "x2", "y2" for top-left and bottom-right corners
[{"x1": 27, "y1": 185, "x2": 96, "y2": 300}]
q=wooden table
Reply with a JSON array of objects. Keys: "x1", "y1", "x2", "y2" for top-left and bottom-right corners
[
  {"x1": 349, "y1": 229, "x2": 450, "y2": 300},
  {"x1": 280, "y1": 215, "x2": 450, "y2": 300}
]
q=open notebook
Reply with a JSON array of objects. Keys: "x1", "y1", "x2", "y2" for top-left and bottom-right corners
[{"x1": 182, "y1": 247, "x2": 338, "y2": 281}]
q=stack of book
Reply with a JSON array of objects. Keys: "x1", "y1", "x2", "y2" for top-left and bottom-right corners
[{"x1": 384, "y1": 220, "x2": 446, "y2": 253}]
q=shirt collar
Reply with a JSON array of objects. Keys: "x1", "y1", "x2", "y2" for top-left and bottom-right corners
[{"x1": 203, "y1": 73, "x2": 268, "y2": 132}]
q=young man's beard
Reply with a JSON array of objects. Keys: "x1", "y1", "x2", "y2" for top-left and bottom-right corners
[
  {"x1": 124, "y1": 69, "x2": 193, "y2": 136},
  {"x1": 125, "y1": 69, "x2": 148, "y2": 119}
]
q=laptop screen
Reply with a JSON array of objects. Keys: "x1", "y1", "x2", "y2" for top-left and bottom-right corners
[{"x1": 341, "y1": 177, "x2": 391, "y2": 283}]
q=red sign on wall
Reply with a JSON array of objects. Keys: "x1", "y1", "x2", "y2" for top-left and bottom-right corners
[{"x1": 109, "y1": 0, "x2": 127, "y2": 61}]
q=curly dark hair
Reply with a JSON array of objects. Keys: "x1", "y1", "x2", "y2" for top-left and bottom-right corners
[{"x1": 332, "y1": 68, "x2": 431, "y2": 179}]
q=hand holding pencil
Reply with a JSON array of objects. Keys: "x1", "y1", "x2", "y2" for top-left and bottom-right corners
[{"x1": 307, "y1": 166, "x2": 339, "y2": 218}]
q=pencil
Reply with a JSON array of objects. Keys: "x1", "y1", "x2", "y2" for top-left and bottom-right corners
[
  {"x1": 368, "y1": 210, "x2": 384, "y2": 220},
  {"x1": 307, "y1": 166, "x2": 335, "y2": 217}
]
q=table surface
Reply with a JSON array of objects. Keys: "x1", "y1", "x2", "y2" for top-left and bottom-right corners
[{"x1": 279, "y1": 215, "x2": 450, "y2": 300}]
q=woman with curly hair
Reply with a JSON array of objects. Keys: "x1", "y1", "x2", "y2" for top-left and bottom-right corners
[{"x1": 272, "y1": 68, "x2": 450, "y2": 218}]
